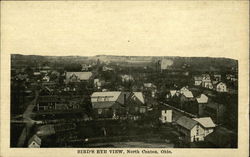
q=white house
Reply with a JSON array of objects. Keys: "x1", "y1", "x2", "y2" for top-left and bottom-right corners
[
  {"x1": 193, "y1": 117, "x2": 216, "y2": 137},
  {"x1": 194, "y1": 76, "x2": 203, "y2": 86},
  {"x1": 65, "y1": 72, "x2": 92, "y2": 83},
  {"x1": 202, "y1": 74, "x2": 211, "y2": 81},
  {"x1": 176, "y1": 116, "x2": 205, "y2": 142},
  {"x1": 121, "y1": 74, "x2": 134, "y2": 82},
  {"x1": 176, "y1": 116, "x2": 216, "y2": 143},
  {"x1": 201, "y1": 74, "x2": 213, "y2": 89},
  {"x1": 202, "y1": 81, "x2": 213, "y2": 89},
  {"x1": 94, "y1": 79, "x2": 105, "y2": 89},
  {"x1": 160, "y1": 110, "x2": 172, "y2": 123},
  {"x1": 215, "y1": 82, "x2": 227, "y2": 92},
  {"x1": 28, "y1": 135, "x2": 41, "y2": 148}
]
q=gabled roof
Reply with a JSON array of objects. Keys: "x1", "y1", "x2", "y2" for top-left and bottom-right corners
[
  {"x1": 133, "y1": 92, "x2": 145, "y2": 104},
  {"x1": 216, "y1": 82, "x2": 227, "y2": 87},
  {"x1": 196, "y1": 94, "x2": 208, "y2": 103},
  {"x1": 170, "y1": 90, "x2": 177, "y2": 97},
  {"x1": 193, "y1": 117, "x2": 216, "y2": 128},
  {"x1": 176, "y1": 116, "x2": 198, "y2": 130},
  {"x1": 180, "y1": 87, "x2": 189, "y2": 92},
  {"x1": 179, "y1": 87, "x2": 194, "y2": 98},
  {"x1": 28, "y1": 135, "x2": 41, "y2": 145},
  {"x1": 181, "y1": 90, "x2": 194, "y2": 98},
  {"x1": 66, "y1": 72, "x2": 92, "y2": 81}
]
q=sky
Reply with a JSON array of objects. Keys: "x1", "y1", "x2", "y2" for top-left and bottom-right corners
[{"x1": 1, "y1": 1, "x2": 249, "y2": 59}]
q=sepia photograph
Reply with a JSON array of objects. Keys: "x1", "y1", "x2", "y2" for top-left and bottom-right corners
[
  {"x1": 10, "y1": 54, "x2": 238, "y2": 148},
  {"x1": 1, "y1": 1, "x2": 249, "y2": 157}
]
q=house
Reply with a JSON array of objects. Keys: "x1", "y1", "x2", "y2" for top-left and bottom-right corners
[
  {"x1": 213, "y1": 74, "x2": 221, "y2": 82},
  {"x1": 168, "y1": 90, "x2": 178, "y2": 98},
  {"x1": 202, "y1": 81, "x2": 213, "y2": 89},
  {"x1": 91, "y1": 91, "x2": 146, "y2": 119},
  {"x1": 143, "y1": 83, "x2": 157, "y2": 98},
  {"x1": 180, "y1": 89, "x2": 194, "y2": 98},
  {"x1": 28, "y1": 135, "x2": 41, "y2": 148},
  {"x1": 194, "y1": 76, "x2": 203, "y2": 86},
  {"x1": 202, "y1": 74, "x2": 211, "y2": 81},
  {"x1": 215, "y1": 82, "x2": 227, "y2": 92},
  {"x1": 203, "y1": 102, "x2": 225, "y2": 124},
  {"x1": 37, "y1": 95, "x2": 61, "y2": 111},
  {"x1": 167, "y1": 87, "x2": 192, "y2": 99},
  {"x1": 201, "y1": 74, "x2": 213, "y2": 89},
  {"x1": 65, "y1": 72, "x2": 92, "y2": 83},
  {"x1": 172, "y1": 87, "x2": 194, "y2": 99},
  {"x1": 226, "y1": 74, "x2": 237, "y2": 81},
  {"x1": 91, "y1": 91, "x2": 128, "y2": 118},
  {"x1": 94, "y1": 79, "x2": 105, "y2": 89},
  {"x1": 37, "y1": 96, "x2": 80, "y2": 111},
  {"x1": 179, "y1": 87, "x2": 194, "y2": 109},
  {"x1": 133, "y1": 92, "x2": 145, "y2": 104},
  {"x1": 81, "y1": 64, "x2": 92, "y2": 71},
  {"x1": 121, "y1": 74, "x2": 134, "y2": 82},
  {"x1": 196, "y1": 94, "x2": 209, "y2": 116},
  {"x1": 196, "y1": 94, "x2": 208, "y2": 104},
  {"x1": 193, "y1": 117, "x2": 216, "y2": 137},
  {"x1": 160, "y1": 110, "x2": 172, "y2": 123},
  {"x1": 175, "y1": 116, "x2": 204, "y2": 142}
]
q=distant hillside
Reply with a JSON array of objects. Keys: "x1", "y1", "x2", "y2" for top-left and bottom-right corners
[{"x1": 11, "y1": 54, "x2": 237, "y2": 73}]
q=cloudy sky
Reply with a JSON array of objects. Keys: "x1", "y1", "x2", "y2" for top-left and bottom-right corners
[{"x1": 1, "y1": 1, "x2": 248, "y2": 59}]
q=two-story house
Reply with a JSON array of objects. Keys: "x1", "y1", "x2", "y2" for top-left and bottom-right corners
[{"x1": 91, "y1": 91, "x2": 146, "y2": 119}]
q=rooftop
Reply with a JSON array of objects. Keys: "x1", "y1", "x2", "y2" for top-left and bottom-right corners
[
  {"x1": 193, "y1": 117, "x2": 216, "y2": 128},
  {"x1": 176, "y1": 116, "x2": 198, "y2": 130}
]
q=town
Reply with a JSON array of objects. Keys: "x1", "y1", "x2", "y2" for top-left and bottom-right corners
[{"x1": 10, "y1": 54, "x2": 238, "y2": 148}]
